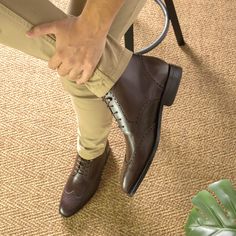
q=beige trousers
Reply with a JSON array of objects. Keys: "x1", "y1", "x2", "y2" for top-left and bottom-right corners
[{"x1": 0, "y1": 0, "x2": 146, "y2": 159}]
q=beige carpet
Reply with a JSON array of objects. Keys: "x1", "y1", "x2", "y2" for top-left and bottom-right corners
[{"x1": 0, "y1": 0, "x2": 235, "y2": 235}]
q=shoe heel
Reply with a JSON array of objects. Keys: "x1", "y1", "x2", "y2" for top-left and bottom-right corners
[{"x1": 162, "y1": 65, "x2": 182, "y2": 106}]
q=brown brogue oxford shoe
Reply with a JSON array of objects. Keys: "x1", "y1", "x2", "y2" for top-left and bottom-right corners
[
  {"x1": 103, "y1": 54, "x2": 182, "y2": 196},
  {"x1": 59, "y1": 142, "x2": 110, "y2": 217}
]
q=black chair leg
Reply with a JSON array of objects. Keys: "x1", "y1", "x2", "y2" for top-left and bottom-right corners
[
  {"x1": 164, "y1": 0, "x2": 185, "y2": 46},
  {"x1": 124, "y1": 0, "x2": 185, "y2": 51},
  {"x1": 124, "y1": 24, "x2": 134, "y2": 52}
]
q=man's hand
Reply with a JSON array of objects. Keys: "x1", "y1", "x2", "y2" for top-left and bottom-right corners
[{"x1": 26, "y1": 15, "x2": 107, "y2": 85}]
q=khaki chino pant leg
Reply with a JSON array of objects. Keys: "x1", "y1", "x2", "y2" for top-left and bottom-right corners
[
  {"x1": 67, "y1": 0, "x2": 147, "y2": 159},
  {"x1": 0, "y1": 0, "x2": 146, "y2": 159}
]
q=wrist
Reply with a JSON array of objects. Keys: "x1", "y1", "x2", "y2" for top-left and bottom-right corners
[
  {"x1": 77, "y1": 0, "x2": 125, "y2": 35},
  {"x1": 78, "y1": 8, "x2": 111, "y2": 36}
]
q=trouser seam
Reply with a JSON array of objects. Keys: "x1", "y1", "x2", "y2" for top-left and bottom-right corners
[{"x1": 100, "y1": 47, "x2": 130, "y2": 91}]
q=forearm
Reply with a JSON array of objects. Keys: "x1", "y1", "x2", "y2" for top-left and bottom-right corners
[{"x1": 78, "y1": 0, "x2": 126, "y2": 34}]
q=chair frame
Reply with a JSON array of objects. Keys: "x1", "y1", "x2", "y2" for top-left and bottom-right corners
[{"x1": 124, "y1": 0, "x2": 185, "y2": 53}]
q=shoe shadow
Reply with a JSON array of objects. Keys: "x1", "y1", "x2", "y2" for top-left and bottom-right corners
[
  {"x1": 161, "y1": 44, "x2": 236, "y2": 154},
  {"x1": 158, "y1": 42, "x2": 236, "y2": 198},
  {"x1": 181, "y1": 44, "x2": 236, "y2": 117}
]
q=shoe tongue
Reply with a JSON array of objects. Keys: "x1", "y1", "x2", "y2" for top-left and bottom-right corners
[
  {"x1": 71, "y1": 155, "x2": 91, "y2": 176},
  {"x1": 78, "y1": 157, "x2": 92, "y2": 173},
  {"x1": 80, "y1": 157, "x2": 91, "y2": 166}
]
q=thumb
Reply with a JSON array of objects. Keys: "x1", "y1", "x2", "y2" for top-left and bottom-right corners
[{"x1": 26, "y1": 22, "x2": 57, "y2": 38}]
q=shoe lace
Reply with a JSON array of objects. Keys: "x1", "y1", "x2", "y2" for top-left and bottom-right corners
[
  {"x1": 103, "y1": 92, "x2": 125, "y2": 130},
  {"x1": 73, "y1": 156, "x2": 92, "y2": 176}
]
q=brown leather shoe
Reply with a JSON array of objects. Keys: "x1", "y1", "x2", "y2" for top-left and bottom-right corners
[
  {"x1": 103, "y1": 54, "x2": 182, "y2": 196},
  {"x1": 59, "y1": 142, "x2": 110, "y2": 217}
]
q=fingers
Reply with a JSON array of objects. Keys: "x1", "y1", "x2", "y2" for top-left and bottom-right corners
[
  {"x1": 68, "y1": 69, "x2": 83, "y2": 81},
  {"x1": 50, "y1": 52, "x2": 79, "y2": 77},
  {"x1": 76, "y1": 65, "x2": 94, "y2": 85},
  {"x1": 48, "y1": 53, "x2": 62, "y2": 70},
  {"x1": 56, "y1": 63, "x2": 72, "y2": 77},
  {"x1": 63, "y1": 64, "x2": 94, "y2": 85},
  {"x1": 49, "y1": 53, "x2": 94, "y2": 83},
  {"x1": 26, "y1": 22, "x2": 57, "y2": 38}
]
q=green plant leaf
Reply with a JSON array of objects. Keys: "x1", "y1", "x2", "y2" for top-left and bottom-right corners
[{"x1": 185, "y1": 180, "x2": 236, "y2": 236}]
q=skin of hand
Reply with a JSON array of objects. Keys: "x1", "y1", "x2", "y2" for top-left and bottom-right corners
[
  {"x1": 25, "y1": 0, "x2": 125, "y2": 86},
  {"x1": 26, "y1": 15, "x2": 107, "y2": 85}
]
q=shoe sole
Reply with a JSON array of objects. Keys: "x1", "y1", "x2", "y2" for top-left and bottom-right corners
[{"x1": 128, "y1": 64, "x2": 183, "y2": 196}]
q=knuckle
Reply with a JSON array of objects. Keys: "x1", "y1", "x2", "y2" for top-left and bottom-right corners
[
  {"x1": 59, "y1": 72, "x2": 67, "y2": 77},
  {"x1": 34, "y1": 27, "x2": 41, "y2": 34},
  {"x1": 57, "y1": 50, "x2": 64, "y2": 58},
  {"x1": 86, "y1": 63, "x2": 94, "y2": 69},
  {"x1": 69, "y1": 75, "x2": 76, "y2": 81},
  {"x1": 57, "y1": 71, "x2": 63, "y2": 76},
  {"x1": 68, "y1": 58, "x2": 76, "y2": 66},
  {"x1": 79, "y1": 80, "x2": 86, "y2": 85},
  {"x1": 57, "y1": 68, "x2": 65, "y2": 77},
  {"x1": 81, "y1": 77, "x2": 89, "y2": 83}
]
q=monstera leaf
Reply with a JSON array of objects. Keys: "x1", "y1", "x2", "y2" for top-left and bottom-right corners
[{"x1": 185, "y1": 179, "x2": 236, "y2": 236}]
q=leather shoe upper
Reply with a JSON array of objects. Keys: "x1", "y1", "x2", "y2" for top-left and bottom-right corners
[
  {"x1": 103, "y1": 54, "x2": 170, "y2": 195},
  {"x1": 59, "y1": 142, "x2": 110, "y2": 217}
]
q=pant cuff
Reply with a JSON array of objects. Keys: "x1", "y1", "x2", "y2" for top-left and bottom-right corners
[
  {"x1": 85, "y1": 48, "x2": 132, "y2": 98},
  {"x1": 77, "y1": 144, "x2": 107, "y2": 160}
]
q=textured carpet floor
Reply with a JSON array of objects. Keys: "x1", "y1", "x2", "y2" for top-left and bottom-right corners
[{"x1": 0, "y1": 0, "x2": 235, "y2": 235}]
